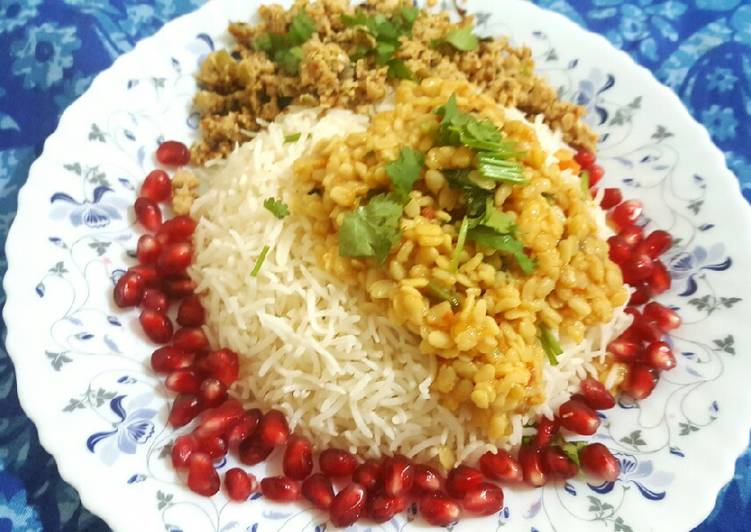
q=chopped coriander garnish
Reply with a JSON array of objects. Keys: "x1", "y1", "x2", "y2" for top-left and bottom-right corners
[
  {"x1": 284, "y1": 132, "x2": 301, "y2": 143},
  {"x1": 560, "y1": 441, "x2": 588, "y2": 466},
  {"x1": 251, "y1": 245, "x2": 271, "y2": 277},
  {"x1": 580, "y1": 170, "x2": 591, "y2": 198},
  {"x1": 478, "y1": 198, "x2": 515, "y2": 234},
  {"x1": 339, "y1": 193, "x2": 403, "y2": 264},
  {"x1": 387, "y1": 59, "x2": 414, "y2": 80},
  {"x1": 443, "y1": 26, "x2": 479, "y2": 52},
  {"x1": 253, "y1": 10, "x2": 316, "y2": 75},
  {"x1": 450, "y1": 216, "x2": 470, "y2": 272},
  {"x1": 539, "y1": 325, "x2": 563, "y2": 366},
  {"x1": 263, "y1": 197, "x2": 290, "y2": 219},
  {"x1": 386, "y1": 147, "x2": 424, "y2": 202},
  {"x1": 467, "y1": 226, "x2": 535, "y2": 274},
  {"x1": 427, "y1": 282, "x2": 461, "y2": 309},
  {"x1": 476, "y1": 152, "x2": 525, "y2": 183}
]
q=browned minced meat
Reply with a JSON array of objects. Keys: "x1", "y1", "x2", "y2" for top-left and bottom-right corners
[{"x1": 191, "y1": 0, "x2": 596, "y2": 164}]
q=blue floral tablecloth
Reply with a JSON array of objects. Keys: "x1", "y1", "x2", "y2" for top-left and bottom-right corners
[{"x1": 0, "y1": 1, "x2": 748, "y2": 530}]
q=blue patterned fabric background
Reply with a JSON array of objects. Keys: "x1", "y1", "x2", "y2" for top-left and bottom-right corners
[{"x1": 0, "y1": 0, "x2": 748, "y2": 530}]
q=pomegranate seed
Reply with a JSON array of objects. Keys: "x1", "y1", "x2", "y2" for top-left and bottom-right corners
[
  {"x1": 619, "y1": 225, "x2": 644, "y2": 248},
  {"x1": 542, "y1": 446, "x2": 578, "y2": 479},
  {"x1": 368, "y1": 492, "x2": 409, "y2": 523},
  {"x1": 227, "y1": 409, "x2": 262, "y2": 451},
  {"x1": 579, "y1": 378, "x2": 616, "y2": 410},
  {"x1": 173, "y1": 327, "x2": 209, "y2": 352},
  {"x1": 187, "y1": 452, "x2": 220, "y2": 496},
  {"x1": 171, "y1": 434, "x2": 198, "y2": 469},
  {"x1": 630, "y1": 312, "x2": 663, "y2": 343},
  {"x1": 607, "y1": 337, "x2": 641, "y2": 362},
  {"x1": 140, "y1": 169, "x2": 172, "y2": 202},
  {"x1": 559, "y1": 398, "x2": 600, "y2": 435},
  {"x1": 519, "y1": 445, "x2": 546, "y2": 487},
  {"x1": 588, "y1": 164, "x2": 604, "y2": 187},
  {"x1": 623, "y1": 364, "x2": 657, "y2": 400},
  {"x1": 198, "y1": 377, "x2": 227, "y2": 408},
  {"x1": 158, "y1": 242, "x2": 192, "y2": 276},
  {"x1": 168, "y1": 394, "x2": 202, "y2": 427},
  {"x1": 643, "y1": 301, "x2": 681, "y2": 332},
  {"x1": 353, "y1": 460, "x2": 383, "y2": 493},
  {"x1": 157, "y1": 140, "x2": 191, "y2": 166},
  {"x1": 129, "y1": 264, "x2": 161, "y2": 288},
  {"x1": 637, "y1": 229, "x2": 672, "y2": 258},
  {"x1": 114, "y1": 271, "x2": 145, "y2": 308},
  {"x1": 239, "y1": 435, "x2": 274, "y2": 465},
  {"x1": 622, "y1": 253, "x2": 654, "y2": 285},
  {"x1": 611, "y1": 199, "x2": 643, "y2": 229},
  {"x1": 643, "y1": 341, "x2": 676, "y2": 371},
  {"x1": 165, "y1": 369, "x2": 203, "y2": 394},
  {"x1": 607, "y1": 235, "x2": 632, "y2": 265},
  {"x1": 134, "y1": 197, "x2": 162, "y2": 232},
  {"x1": 139, "y1": 310, "x2": 173, "y2": 343},
  {"x1": 197, "y1": 434, "x2": 228, "y2": 460},
  {"x1": 196, "y1": 400, "x2": 244, "y2": 438},
  {"x1": 412, "y1": 464, "x2": 443, "y2": 495},
  {"x1": 580, "y1": 443, "x2": 621, "y2": 482},
  {"x1": 200, "y1": 349, "x2": 239, "y2": 387},
  {"x1": 446, "y1": 465, "x2": 483, "y2": 499},
  {"x1": 225, "y1": 468, "x2": 257, "y2": 501},
  {"x1": 157, "y1": 215, "x2": 197, "y2": 244},
  {"x1": 136, "y1": 234, "x2": 162, "y2": 265},
  {"x1": 151, "y1": 346, "x2": 194, "y2": 373},
  {"x1": 260, "y1": 476, "x2": 301, "y2": 502},
  {"x1": 600, "y1": 188, "x2": 622, "y2": 209},
  {"x1": 177, "y1": 295, "x2": 205, "y2": 327},
  {"x1": 420, "y1": 492, "x2": 461, "y2": 526},
  {"x1": 283, "y1": 435, "x2": 313, "y2": 480},
  {"x1": 162, "y1": 275, "x2": 196, "y2": 299},
  {"x1": 574, "y1": 149, "x2": 595, "y2": 169},
  {"x1": 629, "y1": 284, "x2": 651, "y2": 306},
  {"x1": 302, "y1": 473, "x2": 335, "y2": 510},
  {"x1": 320, "y1": 448, "x2": 358, "y2": 478},
  {"x1": 479, "y1": 450, "x2": 522, "y2": 483},
  {"x1": 648, "y1": 260, "x2": 671, "y2": 295},
  {"x1": 257, "y1": 410, "x2": 290, "y2": 448},
  {"x1": 462, "y1": 482, "x2": 504, "y2": 516},
  {"x1": 382, "y1": 455, "x2": 414, "y2": 497},
  {"x1": 329, "y1": 483, "x2": 367, "y2": 527},
  {"x1": 533, "y1": 416, "x2": 559, "y2": 447},
  {"x1": 140, "y1": 288, "x2": 169, "y2": 313}
]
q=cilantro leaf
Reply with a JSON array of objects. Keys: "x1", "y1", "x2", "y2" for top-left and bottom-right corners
[
  {"x1": 339, "y1": 194, "x2": 403, "y2": 264},
  {"x1": 387, "y1": 59, "x2": 414, "y2": 80},
  {"x1": 450, "y1": 216, "x2": 470, "y2": 272},
  {"x1": 263, "y1": 197, "x2": 290, "y2": 219},
  {"x1": 386, "y1": 147, "x2": 424, "y2": 201},
  {"x1": 467, "y1": 226, "x2": 534, "y2": 274},
  {"x1": 284, "y1": 132, "x2": 301, "y2": 143},
  {"x1": 427, "y1": 282, "x2": 460, "y2": 309},
  {"x1": 253, "y1": 11, "x2": 315, "y2": 75},
  {"x1": 251, "y1": 245, "x2": 271, "y2": 277},
  {"x1": 444, "y1": 26, "x2": 479, "y2": 52},
  {"x1": 479, "y1": 199, "x2": 515, "y2": 233},
  {"x1": 342, "y1": 7, "x2": 419, "y2": 73},
  {"x1": 288, "y1": 11, "x2": 316, "y2": 45},
  {"x1": 539, "y1": 325, "x2": 563, "y2": 366}
]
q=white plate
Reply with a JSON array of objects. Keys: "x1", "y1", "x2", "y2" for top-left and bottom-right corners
[{"x1": 5, "y1": 0, "x2": 751, "y2": 530}]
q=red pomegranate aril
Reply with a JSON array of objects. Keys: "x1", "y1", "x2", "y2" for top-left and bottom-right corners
[
  {"x1": 622, "y1": 253, "x2": 654, "y2": 285},
  {"x1": 165, "y1": 369, "x2": 203, "y2": 394},
  {"x1": 257, "y1": 409, "x2": 290, "y2": 448},
  {"x1": 420, "y1": 492, "x2": 461, "y2": 526},
  {"x1": 619, "y1": 225, "x2": 644, "y2": 248},
  {"x1": 446, "y1": 465, "x2": 483, "y2": 499},
  {"x1": 574, "y1": 149, "x2": 595, "y2": 169},
  {"x1": 140, "y1": 169, "x2": 172, "y2": 202},
  {"x1": 600, "y1": 188, "x2": 622, "y2": 210},
  {"x1": 261, "y1": 476, "x2": 301, "y2": 502},
  {"x1": 114, "y1": 271, "x2": 145, "y2": 308},
  {"x1": 607, "y1": 337, "x2": 641, "y2": 362},
  {"x1": 579, "y1": 378, "x2": 616, "y2": 410},
  {"x1": 329, "y1": 483, "x2": 367, "y2": 528},
  {"x1": 151, "y1": 346, "x2": 194, "y2": 373},
  {"x1": 302, "y1": 473, "x2": 335, "y2": 510},
  {"x1": 542, "y1": 447, "x2": 578, "y2": 480},
  {"x1": 239, "y1": 436, "x2": 274, "y2": 465},
  {"x1": 320, "y1": 448, "x2": 358, "y2": 478},
  {"x1": 643, "y1": 301, "x2": 681, "y2": 332},
  {"x1": 171, "y1": 434, "x2": 198, "y2": 469},
  {"x1": 629, "y1": 284, "x2": 651, "y2": 306},
  {"x1": 225, "y1": 468, "x2": 257, "y2": 502},
  {"x1": 607, "y1": 235, "x2": 632, "y2": 265},
  {"x1": 227, "y1": 409, "x2": 262, "y2": 451},
  {"x1": 643, "y1": 341, "x2": 676, "y2": 371},
  {"x1": 533, "y1": 416, "x2": 559, "y2": 447},
  {"x1": 134, "y1": 197, "x2": 162, "y2": 232},
  {"x1": 353, "y1": 460, "x2": 383, "y2": 492},
  {"x1": 631, "y1": 314, "x2": 663, "y2": 344},
  {"x1": 129, "y1": 264, "x2": 161, "y2": 288},
  {"x1": 479, "y1": 450, "x2": 523, "y2": 483},
  {"x1": 283, "y1": 435, "x2": 313, "y2": 481},
  {"x1": 579, "y1": 443, "x2": 621, "y2": 482},
  {"x1": 157, "y1": 140, "x2": 191, "y2": 166},
  {"x1": 637, "y1": 229, "x2": 672, "y2": 259},
  {"x1": 136, "y1": 234, "x2": 162, "y2": 265},
  {"x1": 173, "y1": 327, "x2": 209, "y2": 352},
  {"x1": 648, "y1": 260, "x2": 671, "y2": 295},
  {"x1": 162, "y1": 276, "x2": 196, "y2": 299},
  {"x1": 201, "y1": 349, "x2": 239, "y2": 387},
  {"x1": 187, "y1": 452, "x2": 220, "y2": 496},
  {"x1": 518, "y1": 445, "x2": 546, "y2": 487},
  {"x1": 140, "y1": 288, "x2": 169, "y2": 313},
  {"x1": 195, "y1": 399, "x2": 245, "y2": 438},
  {"x1": 158, "y1": 242, "x2": 192, "y2": 276},
  {"x1": 168, "y1": 394, "x2": 202, "y2": 427},
  {"x1": 197, "y1": 434, "x2": 228, "y2": 460},
  {"x1": 368, "y1": 492, "x2": 409, "y2": 523},
  {"x1": 588, "y1": 164, "x2": 604, "y2": 187},
  {"x1": 462, "y1": 482, "x2": 504, "y2": 516},
  {"x1": 558, "y1": 398, "x2": 600, "y2": 435},
  {"x1": 157, "y1": 215, "x2": 197, "y2": 244},
  {"x1": 412, "y1": 464, "x2": 443, "y2": 495},
  {"x1": 611, "y1": 199, "x2": 643, "y2": 229},
  {"x1": 624, "y1": 364, "x2": 657, "y2": 400},
  {"x1": 382, "y1": 455, "x2": 414, "y2": 497},
  {"x1": 198, "y1": 377, "x2": 227, "y2": 408},
  {"x1": 177, "y1": 295, "x2": 205, "y2": 327},
  {"x1": 139, "y1": 309, "x2": 173, "y2": 343}
]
